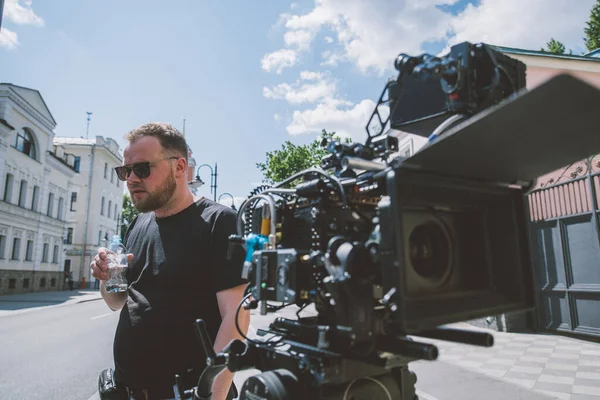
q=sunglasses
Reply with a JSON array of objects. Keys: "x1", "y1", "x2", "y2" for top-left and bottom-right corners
[{"x1": 114, "y1": 157, "x2": 179, "y2": 181}]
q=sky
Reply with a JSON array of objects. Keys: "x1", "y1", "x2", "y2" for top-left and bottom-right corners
[{"x1": 0, "y1": 0, "x2": 597, "y2": 206}]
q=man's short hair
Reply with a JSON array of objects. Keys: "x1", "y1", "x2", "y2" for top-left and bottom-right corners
[{"x1": 125, "y1": 122, "x2": 188, "y2": 163}]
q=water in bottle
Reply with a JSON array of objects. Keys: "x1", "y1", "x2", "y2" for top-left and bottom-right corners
[{"x1": 105, "y1": 235, "x2": 129, "y2": 292}]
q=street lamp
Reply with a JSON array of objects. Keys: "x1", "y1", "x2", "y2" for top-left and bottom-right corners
[
  {"x1": 196, "y1": 163, "x2": 218, "y2": 202},
  {"x1": 218, "y1": 192, "x2": 236, "y2": 211}
]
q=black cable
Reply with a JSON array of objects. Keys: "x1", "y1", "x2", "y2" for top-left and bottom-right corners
[
  {"x1": 235, "y1": 292, "x2": 260, "y2": 345},
  {"x1": 235, "y1": 289, "x2": 285, "y2": 346}
]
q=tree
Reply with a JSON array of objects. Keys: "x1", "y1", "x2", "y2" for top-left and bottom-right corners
[
  {"x1": 256, "y1": 129, "x2": 350, "y2": 184},
  {"x1": 541, "y1": 38, "x2": 566, "y2": 54},
  {"x1": 121, "y1": 193, "x2": 139, "y2": 241},
  {"x1": 585, "y1": 0, "x2": 600, "y2": 51}
]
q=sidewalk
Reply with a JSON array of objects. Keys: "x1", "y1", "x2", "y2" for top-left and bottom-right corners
[
  {"x1": 0, "y1": 289, "x2": 103, "y2": 317},
  {"x1": 418, "y1": 322, "x2": 600, "y2": 399}
]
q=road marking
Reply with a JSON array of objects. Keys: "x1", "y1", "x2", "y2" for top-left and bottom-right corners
[
  {"x1": 90, "y1": 312, "x2": 113, "y2": 320},
  {"x1": 417, "y1": 389, "x2": 440, "y2": 400}
]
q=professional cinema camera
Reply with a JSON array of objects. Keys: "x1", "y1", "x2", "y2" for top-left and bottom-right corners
[{"x1": 175, "y1": 42, "x2": 600, "y2": 400}]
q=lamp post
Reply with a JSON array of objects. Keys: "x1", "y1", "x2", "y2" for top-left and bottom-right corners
[
  {"x1": 218, "y1": 192, "x2": 236, "y2": 211},
  {"x1": 0, "y1": 0, "x2": 5, "y2": 31},
  {"x1": 196, "y1": 163, "x2": 218, "y2": 202}
]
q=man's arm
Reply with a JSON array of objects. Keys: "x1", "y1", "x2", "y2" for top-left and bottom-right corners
[{"x1": 211, "y1": 284, "x2": 250, "y2": 400}]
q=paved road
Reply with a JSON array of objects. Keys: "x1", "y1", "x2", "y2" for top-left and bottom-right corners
[{"x1": 0, "y1": 299, "x2": 118, "y2": 400}]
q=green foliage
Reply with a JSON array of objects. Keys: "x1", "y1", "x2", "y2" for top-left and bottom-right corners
[
  {"x1": 256, "y1": 129, "x2": 351, "y2": 184},
  {"x1": 121, "y1": 193, "x2": 139, "y2": 241},
  {"x1": 585, "y1": 0, "x2": 600, "y2": 51},
  {"x1": 541, "y1": 38, "x2": 566, "y2": 54}
]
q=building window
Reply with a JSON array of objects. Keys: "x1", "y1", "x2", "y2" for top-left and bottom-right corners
[
  {"x1": 98, "y1": 231, "x2": 103, "y2": 246},
  {"x1": 42, "y1": 243, "x2": 49, "y2": 262},
  {"x1": 57, "y1": 197, "x2": 64, "y2": 220},
  {"x1": 108, "y1": 200, "x2": 112, "y2": 218},
  {"x1": 114, "y1": 204, "x2": 118, "y2": 220},
  {"x1": 25, "y1": 240, "x2": 33, "y2": 261},
  {"x1": 70, "y1": 192, "x2": 77, "y2": 211},
  {"x1": 52, "y1": 245, "x2": 59, "y2": 263},
  {"x1": 51, "y1": 277, "x2": 56, "y2": 287},
  {"x1": 40, "y1": 278, "x2": 46, "y2": 288},
  {"x1": 74, "y1": 156, "x2": 81, "y2": 172},
  {"x1": 66, "y1": 228, "x2": 73, "y2": 244},
  {"x1": 32, "y1": 186, "x2": 40, "y2": 211},
  {"x1": 47, "y1": 193, "x2": 54, "y2": 217},
  {"x1": 111, "y1": 168, "x2": 114, "y2": 183},
  {"x1": 23, "y1": 278, "x2": 29, "y2": 288},
  {"x1": 18, "y1": 180, "x2": 27, "y2": 207},
  {"x1": 0, "y1": 235, "x2": 6, "y2": 259},
  {"x1": 101, "y1": 197, "x2": 105, "y2": 215},
  {"x1": 3, "y1": 173, "x2": 14, "y2": 202},
  {"x1": 14, "y1": 129, "x2": 36, "y2": 159},
  {"x1": 8, "y1": 278, "x2": 16, "y2": 289},
  {"x1": 11, "y1": 237, "x2": 21, "y2": 260},
  {"x1": 104, "y1": 163, "x2": 108, "y2": 179}
]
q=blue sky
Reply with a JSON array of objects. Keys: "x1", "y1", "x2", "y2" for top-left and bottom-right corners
[{"x1": 1, "y1": 0, "x2": 596, "y2": 205}]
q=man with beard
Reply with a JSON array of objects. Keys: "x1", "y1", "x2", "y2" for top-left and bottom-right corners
[{"x1": 90, "y1": 122, "x2": 248, "y2": 400}]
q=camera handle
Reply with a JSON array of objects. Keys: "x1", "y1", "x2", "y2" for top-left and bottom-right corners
[{"x1": 173, "y1": 319, "x2": 227, "y2": 400}]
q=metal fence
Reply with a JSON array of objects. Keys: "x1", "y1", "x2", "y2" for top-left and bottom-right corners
[{"x1": 527, "y1": 155, "x2": 600, "y2": 338}]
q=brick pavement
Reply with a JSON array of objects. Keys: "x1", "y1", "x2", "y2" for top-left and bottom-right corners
[{"x1": 418, "y1": 322, "x2": 600, "y2": 400}]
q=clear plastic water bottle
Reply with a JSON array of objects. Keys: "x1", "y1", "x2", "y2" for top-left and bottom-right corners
[{"x1": 105, "y1": 235, "x2": 128, "y2": 293}]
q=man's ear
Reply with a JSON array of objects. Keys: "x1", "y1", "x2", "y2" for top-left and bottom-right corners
[{"x1": 175, "y1": 157, "x2": 188, "y2": 178}]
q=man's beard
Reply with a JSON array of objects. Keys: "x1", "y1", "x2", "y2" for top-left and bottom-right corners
[{"x1": 131, "y1": 171, "x2": 177, "y2": 213}]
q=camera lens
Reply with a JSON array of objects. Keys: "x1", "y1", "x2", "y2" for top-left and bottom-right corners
[{"x1": 408, "y1": 220, "x2": 452, "y2": 282}]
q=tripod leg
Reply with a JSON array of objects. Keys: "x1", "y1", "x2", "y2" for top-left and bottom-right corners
[{"x1": 392, "y1": 366, "x2": 418, "y2": 400}]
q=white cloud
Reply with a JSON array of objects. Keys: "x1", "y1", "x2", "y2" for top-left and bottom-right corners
[
  {"x1": 262, "y1": 0, "x2": 457, "y2": 75},
  {"x1": 0, "y1": 0, "x2": 44, "y2": 49},
  {"x1": 284, "y1": 29, "x2": 315, "y2": 50},
  {"x1": 263, "y1": 71, "x2": 336, "y2": 104},
  {"x1": 445, "y1": 0, "x2": 596, "y2": 54},
  {"x1": 261, "y1": 49, "x2": 298, "y2": 74},
  {"x1": 263, "y1": 0, "x2": 595, "y2": 75},
  {"x1": 4, "y1": 0, "x2": 44, "y2": 26},
  {"x1": 273, "y1": 113, "x2": 281, "y2": 121},
  {"x1": 262, "y1": 68, "x2": 374, "y2": 140},
  {"x1": 0, "y1": 28, "x2": 19, "y2": 49},
  {"x1": 287, "y1": 98, "x2": 376, "y2": 142}
]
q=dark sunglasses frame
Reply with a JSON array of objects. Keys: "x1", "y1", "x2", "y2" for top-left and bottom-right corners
[{"x1": 114, "y1": 157, "x2": 179, "y2": 181}]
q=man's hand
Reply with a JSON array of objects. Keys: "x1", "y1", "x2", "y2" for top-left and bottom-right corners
[
  {"x1": 91, "y1": 247, "x2": 133, "y2": 311},
  {"x1": 90, "y1": 247, "x2": 134, "y2": 281}
]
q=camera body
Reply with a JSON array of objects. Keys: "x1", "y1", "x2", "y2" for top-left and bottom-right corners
[{"x1": 178, "y1": 42, "x2": 600, "y2": 400}]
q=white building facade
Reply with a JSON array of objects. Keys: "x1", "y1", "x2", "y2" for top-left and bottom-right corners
[
  {"x1": 54, "y1": 136, "x2": 123, "y2": 289},
  {"x1": 0, "y1": 84, "x2": 78, "y2": 295}
]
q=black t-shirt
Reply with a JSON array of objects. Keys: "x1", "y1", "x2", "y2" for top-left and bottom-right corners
[{"x1": 113, "y1": 197, "x2": 247, "y2": 390}]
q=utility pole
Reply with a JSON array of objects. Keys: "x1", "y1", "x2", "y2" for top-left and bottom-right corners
[
  {"x1": 86, "y1": 112, "x2": 92, "y2": 139},
  {"x1": 0, "y1": 0, "x2": 5, "y2": 31}
]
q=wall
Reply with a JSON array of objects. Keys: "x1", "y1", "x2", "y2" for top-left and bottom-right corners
[
  {"x1": 0, "y1": 85, "x2": 75, "y2": 294},
  {"x1": 56, "y1": 136, "x2": 123, "y2": 285}
]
